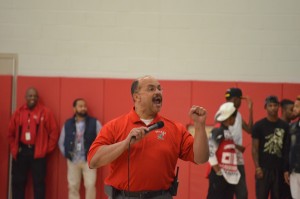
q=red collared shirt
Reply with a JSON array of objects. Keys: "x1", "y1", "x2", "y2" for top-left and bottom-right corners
[{"x1": 88, "y1": 107, "x2": 195, "y2": 191}]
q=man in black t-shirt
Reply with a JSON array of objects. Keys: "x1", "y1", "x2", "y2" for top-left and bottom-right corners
[{"x1": 252, "y1": 95, "x2": 289, "y2": 199}]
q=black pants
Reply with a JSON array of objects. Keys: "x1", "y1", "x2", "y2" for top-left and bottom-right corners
[
  {"x1": 281, "y1": 172, "x2": 292, "y2": 199},
  {"x1": 105, "y1": 185, "x2": 172, "y2": 199},
  {"x1": 12, "y1": 145, "x2": 46, "y2": 199},
  {"x1": 110, "y1": 193, "x2": 172, "y2": 199},
  {"x1": 255, "y1": 168, "x2": 287, "y2": 199},
  {"x1": 207, "y1": 170, "x2": 235, "y2": 199},
  {"x1": 234, "y1": 165, "x2": 248, "y2": 199}
]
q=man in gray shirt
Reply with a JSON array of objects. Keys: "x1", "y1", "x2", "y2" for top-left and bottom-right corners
[{"x1": 58, "y1": 98, "x2": 101, "y2": 199}]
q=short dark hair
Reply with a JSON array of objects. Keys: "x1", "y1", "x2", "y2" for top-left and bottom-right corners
[
  {"x1": 264, "y1": 95, "x2": 279, "y2": 107},
  {"x1": 131, "y1": 80, "x2": 139, "y2": 96},
  {"x1": 73, "y1": 98, "x2": 85, "y2": 107},
  {"x1": 280, "y1": 99, "x2": 294, "y2": 108}
]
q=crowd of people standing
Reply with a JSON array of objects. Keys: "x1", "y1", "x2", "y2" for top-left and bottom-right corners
[{"x1": 7, "y1": 77, "x2": 300, "y2": 199}]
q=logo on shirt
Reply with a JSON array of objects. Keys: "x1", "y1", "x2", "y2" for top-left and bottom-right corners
[
  {"x1": 155, "y1": 130, "x2": 166, "y2": 140},
  {"x1": 224, "y1": 129, "x2": 233, "y2": 140},
  {"x1": 263, "y1": 128, "x2": 285, "y2": 157}
]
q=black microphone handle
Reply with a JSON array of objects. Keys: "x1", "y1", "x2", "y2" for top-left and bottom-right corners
[
  {"x1": 146, "y1": 123, "x2": 159, "y2": 133},
  {"x1": 131, "y1": 121, "x2": 164, "y2": 140}
]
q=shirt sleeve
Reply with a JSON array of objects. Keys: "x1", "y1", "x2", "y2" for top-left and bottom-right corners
[
  {"x1": 283, "y1": 122, "x2": 291, "y2": 172},
  {"x1": 208, "y1": 128, "x2": 221, "y2": 166},
  {"x1": 96, "y1": 120, "x2": 102, "y2": 135},
  {"x1": 58, "y1": 126, "x2": 65, "y2": 156},
  {"x1": 87, "y1": 121, "x2": 115, "y2": 166},
  {"x1": 208, "y1": 138, "x2": 218, "y2": 166},
  {"x1": 178, "y1": 124, "x2": 195, "y2": 162},
  {"x1": 46, "y1": 109, "x2": 59, "y2": 153}
]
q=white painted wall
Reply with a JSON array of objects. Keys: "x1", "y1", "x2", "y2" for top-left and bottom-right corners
[{"x1": 0, "y1": 0, "x2": 300, "y2": 82}]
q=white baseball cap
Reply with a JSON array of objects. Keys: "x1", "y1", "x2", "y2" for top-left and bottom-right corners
[{"x1": 215, "y1": 102, "x2": 236, "y2": 122}]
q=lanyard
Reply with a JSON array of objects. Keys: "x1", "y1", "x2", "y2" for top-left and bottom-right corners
[{"x1": 27, "y1": 113, "x2": 31, "y2": 130}]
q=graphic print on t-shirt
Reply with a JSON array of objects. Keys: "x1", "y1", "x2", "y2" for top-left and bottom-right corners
[{"x1": 263, "y1": 128, "x2": 285, "y2": 158}]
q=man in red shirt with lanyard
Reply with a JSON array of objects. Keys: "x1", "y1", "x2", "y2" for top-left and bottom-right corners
[
  {"x1": 88, "y1": 75, "x2": 209, "y2": 199},
  {"x1": 8, "y1": 87, "x2": 59, "y2": 199}
]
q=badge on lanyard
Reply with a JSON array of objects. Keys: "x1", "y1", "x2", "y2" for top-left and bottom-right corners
[
  {"x1": 25, "y1": 132, "x2": 31, "y2": 141},
  {"x1": 76, "y1": 143, "x2": 82, "y2": 151}
]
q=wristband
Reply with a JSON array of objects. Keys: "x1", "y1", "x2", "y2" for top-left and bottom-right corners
[
  {"x1": 216, "y1": 170, "x2": 223, "y2": 176},
  {"x1": 256, "y1": 167, "x2": 262, "y2": 172}
]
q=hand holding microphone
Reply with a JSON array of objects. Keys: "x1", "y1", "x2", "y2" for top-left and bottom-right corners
[
  {"x1": 130, "y1": 121, "x2": 164, "y2": 141},
  {"x1": 146, "y1": 121, "x2": 164, "y2": 132}
]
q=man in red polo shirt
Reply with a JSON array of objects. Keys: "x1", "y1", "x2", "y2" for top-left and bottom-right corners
[
  {"x1": 88, "y1": 75, "x2": 209, "y2": 199},
  {"x1": 8, "y1": 87, "x2": 59, "y2": 199}
]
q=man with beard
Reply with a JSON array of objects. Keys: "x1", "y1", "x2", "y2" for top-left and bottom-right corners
[
  {"x1": 280, "y1": 99, "x2": 296, "y2": 199},
  {"x1": 8, "y1": 87, "x2": 59, "y2": 199},
  {"x1": 58, "y1": 98, "x2": 102, "y2": 199},
  {"x1": 280, "y1": 99, "x2": 296, "y2": 123},
  {"x1": 284, "y1": 96, "x2": 300, "y2": 199},
  {"x1": 252, "y1": 95, "x2": 289, "y2": 199},
  {"x1": 87, "y1": 75, "x2": 209, "y2": 199}
]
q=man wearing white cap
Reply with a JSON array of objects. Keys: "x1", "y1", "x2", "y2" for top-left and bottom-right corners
[
  {"x1": 225, "y1": 87, "x2": 253, "y2": 199},
  {"x1": 207, "y1": 102, "x2": 241, "y2": 199}
]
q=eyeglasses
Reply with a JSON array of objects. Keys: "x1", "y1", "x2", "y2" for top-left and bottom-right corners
[{"x1": 144, "y1": 85, "x2": 162, "y2": 92}]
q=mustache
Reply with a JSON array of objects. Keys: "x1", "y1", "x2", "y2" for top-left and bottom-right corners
[
  {"x1": 76, "y1": 112, "x2": 87, "y2": 117},
  {"x1": 152, "y1": 94, "x2": 162, "y2": 98},
  {"x1": 152, "y1": 94, "x2": 162, "y2": 102}
]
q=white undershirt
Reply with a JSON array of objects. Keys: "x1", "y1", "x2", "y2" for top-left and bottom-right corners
[{"x1": 140, "y1": 118, "x2": 153, "y2": 125}]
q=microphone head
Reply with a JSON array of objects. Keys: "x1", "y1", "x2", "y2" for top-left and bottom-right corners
[{"x1": 157, "y1": 121, "x2": 164, "y2": 128}]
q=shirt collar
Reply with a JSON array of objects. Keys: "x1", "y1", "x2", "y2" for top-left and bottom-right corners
[
  {"x1": 21, "y1": 102, "x2": 40, "y2": 112},
  {"x1": 129, "y1": 107, "x2": 162, "y2": 126}
]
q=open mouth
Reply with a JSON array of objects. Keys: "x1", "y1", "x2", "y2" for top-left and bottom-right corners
[
  {"x1": 29, "y1": 100, "x2": 36, "y2": 106},
  {"x1": 152, "y1": 95, "x2": 162, "y2": 105},
  {"x1": 27, "y1": 100, "x2": 37, "y2": 109}
]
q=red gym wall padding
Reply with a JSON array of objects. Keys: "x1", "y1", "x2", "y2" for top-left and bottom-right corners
[
  {"x1": 283, "y1": 83, "x2": 300, "y2": 100},
  {"x1": 1, "y1": 75, "x2": 299, "y2": 199},
  {"x1": 0, "y1": 75, "x2": 12, "y2": 199}
]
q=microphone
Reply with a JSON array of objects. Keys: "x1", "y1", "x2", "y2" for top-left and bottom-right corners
[
  {"x1": 146, "y1": 121, "x2": 164, "y2": 133},
  {"x1": 131, "y1": 121, "x2": 164, "y2": 140}
]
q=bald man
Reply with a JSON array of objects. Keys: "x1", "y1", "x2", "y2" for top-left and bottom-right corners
[
  {"x1": 8, "y1": 87, "x2": 59, "y2": 199},
  {"x1": 88, "y1": 76, "x2": 209, "y2": 199}
]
